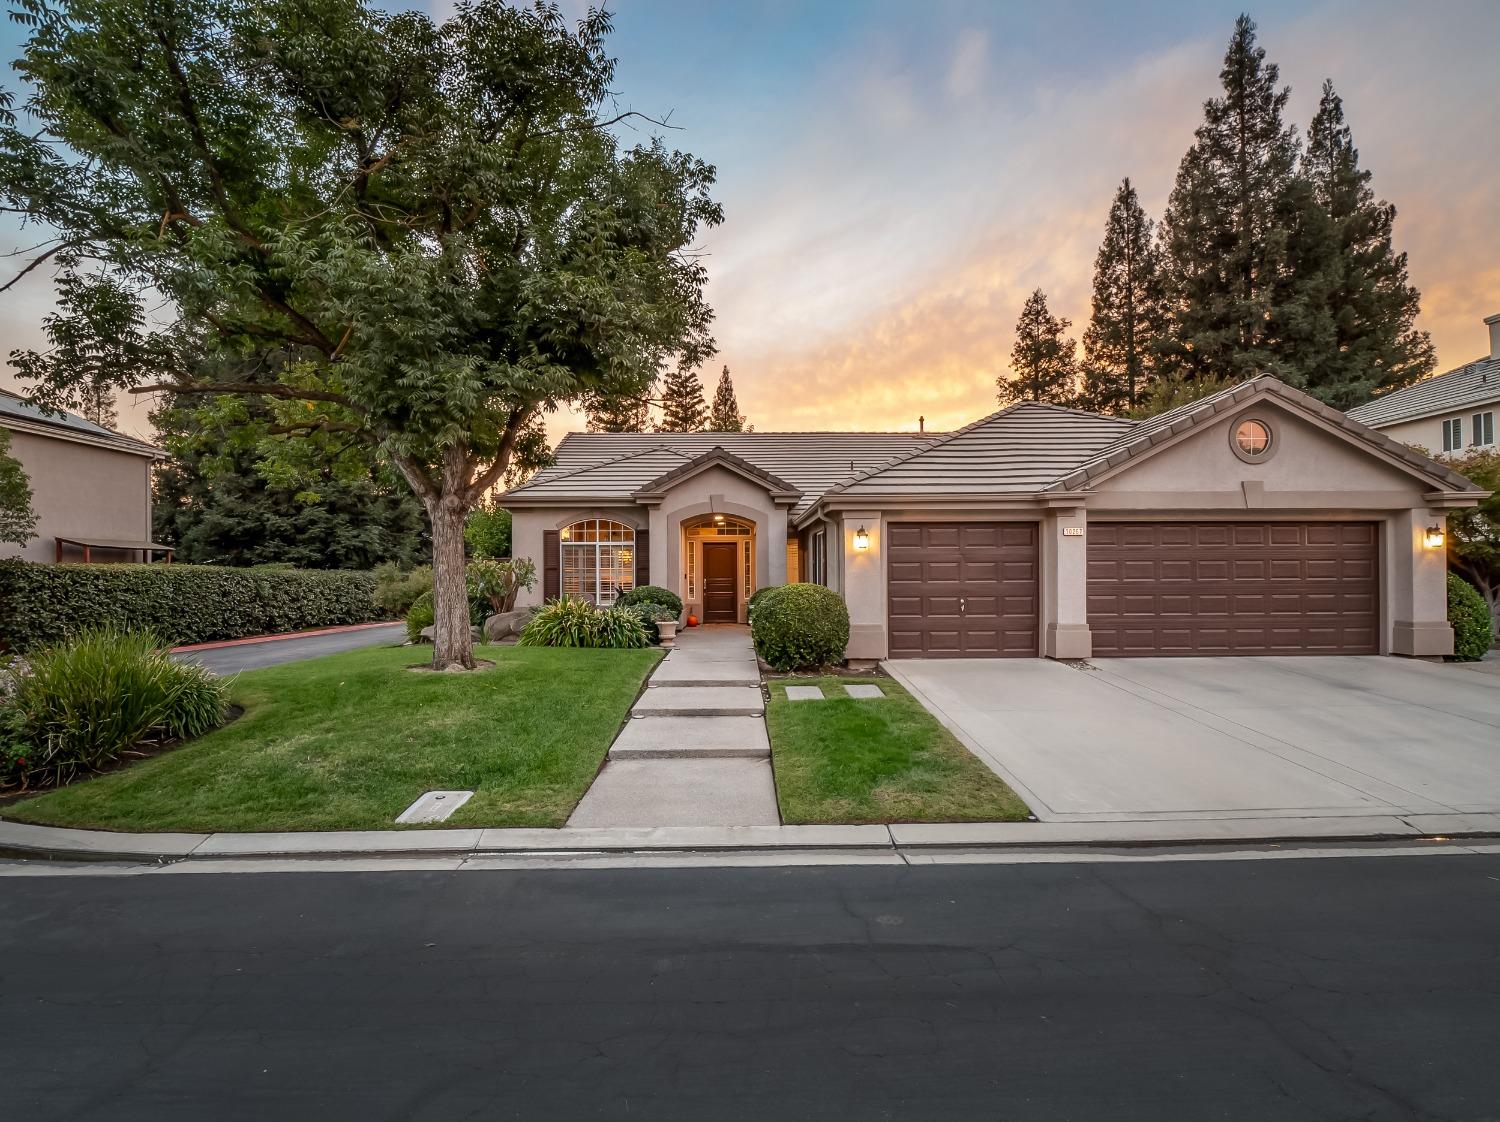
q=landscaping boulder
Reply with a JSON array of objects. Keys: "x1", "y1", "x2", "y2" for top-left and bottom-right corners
[{"x1": 483, "y1": 610, "x2": 530, "y2": 642}]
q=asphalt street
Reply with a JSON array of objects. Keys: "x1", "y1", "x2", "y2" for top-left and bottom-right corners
[
  {"x1": 6, "y1": 854, "x2": 1500, "y2": 1121},
  {"x1": 171, "y1": 622, "x2": 406, "y2": 674}
]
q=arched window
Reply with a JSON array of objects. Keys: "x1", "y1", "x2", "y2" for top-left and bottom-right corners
[{"x1": 560, "y1": 519, "x2": 635, "y2": 604}]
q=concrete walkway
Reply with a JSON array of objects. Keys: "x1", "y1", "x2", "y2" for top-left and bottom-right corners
[{"x1": 568, "y1": 626, "x2": 780, "y2": 827}]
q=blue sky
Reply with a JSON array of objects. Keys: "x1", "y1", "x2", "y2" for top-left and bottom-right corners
[{"x1": 3, "y1": 0, "x2": 1497, "y2": 439}]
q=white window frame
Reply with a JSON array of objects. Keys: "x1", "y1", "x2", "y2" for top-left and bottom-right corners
[
  {"x1": 1442, "y1": 417, "x2": 1464, "y2": 452},
  {"x1": 560, "y1": 519, "x2": 635, "y2": 605},
  {"x1": 1472, "y1": 411, "x2": 1495, "y2": 448}
]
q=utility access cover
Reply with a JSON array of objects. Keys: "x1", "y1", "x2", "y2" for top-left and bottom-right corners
[{"x1": 396, "y1": 790, "x2": 475, "y2": 824}]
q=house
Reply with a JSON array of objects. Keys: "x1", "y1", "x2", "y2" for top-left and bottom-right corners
[
  {"x1": 0, "y1": 389, "x2": 169, "y2": 563},
  {"x1": 1346, "y1": 313, "x2": 1500, "y2": 455},
  {"x1": 503, "y1": 374, "x2": 1485, "y2": 660}
]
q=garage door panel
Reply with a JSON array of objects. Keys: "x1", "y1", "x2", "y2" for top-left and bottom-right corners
[
  {"x1": 1090, "y1": 521, "x2": 1378, "y2": 656},
  {"x1": 887, "y1": 522, "x2": 1039, "y2": 658}
]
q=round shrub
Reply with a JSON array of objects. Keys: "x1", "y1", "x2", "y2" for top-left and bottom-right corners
[
  {"x1": 1448, "y1": 572, "x2": 1493, "y2": 661},
  {"x1": 751, "y1": 584, "x2": 850, "y2": 671},
  {"x1": 618, "y1": 585, "x2": 683, "y2": 616},
  {"x1": 405, "y1": 590, "x2": 434, "y2": 643},
  {"x1": 747, "y1": 585, "x2": 782, "y2": 620}
]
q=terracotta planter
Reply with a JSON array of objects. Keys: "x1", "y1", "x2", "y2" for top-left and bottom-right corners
[{"x1": 656, "y1": 620, "x2": 678, "y2": 647}]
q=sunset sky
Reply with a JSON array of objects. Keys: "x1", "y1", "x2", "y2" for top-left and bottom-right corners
[{"x1": 2, "y1": 0, "x2": 1497, "y2": 443}]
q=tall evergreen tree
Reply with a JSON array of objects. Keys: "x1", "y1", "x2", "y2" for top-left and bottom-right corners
[
  {"x1": 151, "y1": 397, "x2": 428, "y2": 569},
  {"x1": 707, "y1": 365, "x2": 747, "y2": 432},
  {"x1": 78, "y1": 383, "x2": 117, "y2": 429},
  {"x1": 656, "y1": 364, "x2": 707, "y2": 431},
  {"x1": 1158, "y1": 15, "x2": 1302, "y2": 384},
  {"x1": 1296, "y1": 80, "x2": 1433, "y2": 407},
  {"x1": 0, "y1": 427, "x2": 38, "y2": 546},
  {"x1": 1081, "y1": 178, "x2": 1164, "y2": 413},
  {"x1": 999, "y1": 289, "x2": 1078, "y2": 406},
  {"x1": 585, "y1": 392, "x2": 651, "y2": 433}
]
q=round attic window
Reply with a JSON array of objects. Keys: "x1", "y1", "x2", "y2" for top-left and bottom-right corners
[{"x1": 1231, "y1": 417, "x2": 1273, "y2": 462}]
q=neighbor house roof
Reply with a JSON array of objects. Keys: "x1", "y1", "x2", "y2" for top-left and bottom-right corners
[
  {"x1": 504, "y1": 431, "x2": 938, "y2": 516},
  {"x1": 1346, "y1": 356, "x2": 1500, "y2": 428},
  {"x1": 0, "y1": 389, "x2": 162, "y2": 459}
]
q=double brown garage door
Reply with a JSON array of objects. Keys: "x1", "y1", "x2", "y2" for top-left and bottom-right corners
[
  {"x1": 887, "y1": 520, "x2": 1379, "y2": 658},
  {"x1": 1087, "y1": 521, "x2": 1380, "y2": 656}
]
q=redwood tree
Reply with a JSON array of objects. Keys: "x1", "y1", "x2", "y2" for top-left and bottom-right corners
[{"x1": 0, "y1": 0, "x2": 720, "y2": 669}]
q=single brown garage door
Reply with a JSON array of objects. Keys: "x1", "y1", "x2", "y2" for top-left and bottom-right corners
[
  {"x1": 1088, "y1": 521, "x2": 1379, "y2": 656},
  {"x1": 887, "y1": 522, "x2": 1039, "y2": 657}
]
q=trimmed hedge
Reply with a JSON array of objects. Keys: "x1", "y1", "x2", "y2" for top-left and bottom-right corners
[
  {"x1": 0, "y1": 559, "x2": 378, "y2": 650},
  {"x1": 747, "y1": 585, "x2": 782, "y2": 620},
  {"x1": 750, "y1": 584, "x2": 850, "y2": 671},
  {"x1": 618, "y1": 584, "x2": 683, "y2": 616},
  {"x1": 1448, "y1": 572, "x2": 1494, "y2": 661}
]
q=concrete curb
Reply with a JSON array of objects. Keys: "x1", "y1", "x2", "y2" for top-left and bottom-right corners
[{"x1": 3, "y1": 813, "x2": 1498, "y2": 864}]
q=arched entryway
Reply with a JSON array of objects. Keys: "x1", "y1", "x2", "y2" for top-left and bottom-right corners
[{"x1": 681, "y1": 514, "x2": 755, "y2": 623}]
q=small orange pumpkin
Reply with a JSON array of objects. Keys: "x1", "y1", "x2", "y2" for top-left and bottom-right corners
[{"x1": 686, "y1": 614, "x2": 699, "y2": 627}]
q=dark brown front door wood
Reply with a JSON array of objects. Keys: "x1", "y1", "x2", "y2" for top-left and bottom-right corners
[
  {"x1": 887, "y1": 522, "x2": 1040, "y2": 658},
  {"x1": 702, "y1": 542, "x2": 738, "y2": 622},
  {"x1": 1087, "y1": 521, "x2": 1380, "y2": 656}
]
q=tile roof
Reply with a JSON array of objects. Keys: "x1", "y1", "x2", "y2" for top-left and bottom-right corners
[
  {"x1": 1049, "y1": 374, "x2": 1484, "y2": 494},
  {"x1": 1346, "y1": 356, "x2": 1500, "y2": 427},
  {"x1": 632, "y1": 446, "x2": 802, "y2": 500},
  {"x1": 824, "y1": 403, "x2": 1136, "y2": 503},
  {"x1": 502, "y1": 375, "x2": 1484, "y2": 519},
  {"x1": 0, "y1": 388, "x2": 162, "y2": 458},
  {"x1": 505, "y1": 431, "x2": 938, "y2": 516}
]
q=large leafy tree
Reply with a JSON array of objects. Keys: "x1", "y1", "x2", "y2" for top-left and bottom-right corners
[
  {"x1": 1157, "y1": 15, "x2": 1302, "y2": 385},
  {"x1": 707, "y1": 365, "x2": 746, "y2": 432},
  {"x1": 0, "y1": 428, "x2": 38, "y2": 546},
  {"x1": 656, "y1": 362, "x2": 706, "y2": 432},
  {"x1": 1296, "y1": 80, "x2": 1433, "y2": 407},
  {"x1": 151, "y1": 397, "x2": 428, "y2": 568},
  {"x1": 1444, "y1": 448, "x2": 1500, "y2": 640},
  {"x1": 1081, "y1": 178, "x2": 1163, "y2": 414},
  {"x1": 0, "y1": 0, "x2": 721, "y2": 669},
  {"x1": 585, "y1": 391, "x2": 651, "y2": 433},
  {"x1": 999, "y1": 289, "x2": 1077, "y2": 406}
]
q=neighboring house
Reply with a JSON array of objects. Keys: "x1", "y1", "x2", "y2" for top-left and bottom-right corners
[
  {"x1": 504, "y1": 374, "x2": 1485, "y2": 661},
  {"x1": 0, "y1": 389, "x2": 168, "y2": 563},
  {"x1": 1347, "y1": 313, "x2": 1500, "y2": 455}
]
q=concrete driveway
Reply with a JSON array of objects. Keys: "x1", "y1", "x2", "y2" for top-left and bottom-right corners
[{"x1": 886, "y1": 656, "x2": 1500, "y2": 823}]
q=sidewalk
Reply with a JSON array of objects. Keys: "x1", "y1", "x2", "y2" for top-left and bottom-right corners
[
  {"x1": 567, "y1": 625, "x2": 779, "y2": 827},
  {"x1": 3, "y1": 812, "x2": 1498, "y2": 865}
]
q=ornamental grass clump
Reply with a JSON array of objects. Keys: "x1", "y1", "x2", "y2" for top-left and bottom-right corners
[
  {"x1": 750, "y1": 584, "x2": 850, "y2": 671},
  {"x1": 518, "y1": 599, "x2": 650, "y2": 649},
  {"x1": 0, "y1": 627, "x2": 228, "y2": 792}
]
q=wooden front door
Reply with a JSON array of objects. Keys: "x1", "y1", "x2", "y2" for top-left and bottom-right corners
[{"x1": 702, "y1": 542, "x2": 738, "y2": 622}]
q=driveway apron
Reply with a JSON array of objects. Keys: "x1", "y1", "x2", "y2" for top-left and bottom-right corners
[
  {"x1": 568, "y1": 625, "x2": 779, "y2": 827},
  {"x1": 886, "y1": 655, "x2": 1500, "y2": 823}
]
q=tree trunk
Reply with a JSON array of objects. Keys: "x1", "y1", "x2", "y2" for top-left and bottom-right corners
[{"x1": 428, "y1": 494, "x2": 475, "y2": 670}]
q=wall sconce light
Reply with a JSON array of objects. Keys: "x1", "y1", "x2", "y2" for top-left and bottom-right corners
[
  {"x1": 1424, "y1": 523, "x2": 1445, "y2": 550},
  {"x1": 853, "y1": 525, "x2": 870, "y2": 552}
]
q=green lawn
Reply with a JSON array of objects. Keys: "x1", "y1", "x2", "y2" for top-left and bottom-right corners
[
  {"x1": 5, "y1": 644, "x2": 661, "y2": 832},
  {"x1": 766, "y1": 676, "x2": 1030, "y2": 824}
]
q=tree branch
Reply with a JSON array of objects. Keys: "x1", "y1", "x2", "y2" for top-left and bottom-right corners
[
  {"x1": 0, "y1": 244, "x2": 65, "y2": 293},
  {"x1": 131, "y1": 380, "x2": 366, "y2": 414}
]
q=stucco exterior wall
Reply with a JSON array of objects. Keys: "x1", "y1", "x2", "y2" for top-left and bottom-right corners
[
  {"x1": 654, "y1": 465, "x2": 788, "y2": 623},
  {"x1": 1369, "y1": 406, "x2": 1499, "y2": 459},
  {"x1": 510, "y1": 505, "x2": 645, "y2": 610},
  {"x1": 0, "y1": 427, "x2": 153, "y2": 563}
]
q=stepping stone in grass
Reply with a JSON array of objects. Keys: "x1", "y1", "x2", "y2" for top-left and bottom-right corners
[
  {"x1": 784, "y1": 685, "x2": 825, "y2": 701},
  {"x1": 843, "y1": 684, "x2": 885, "y2": 699}
]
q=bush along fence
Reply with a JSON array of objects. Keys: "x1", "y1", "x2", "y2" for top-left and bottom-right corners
[{"x1": 0, "y1": 559, "x2": 379, "y2": 651}]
